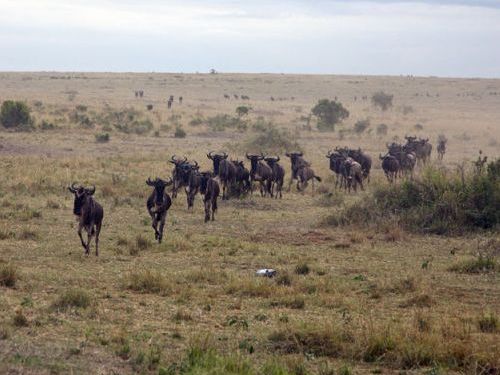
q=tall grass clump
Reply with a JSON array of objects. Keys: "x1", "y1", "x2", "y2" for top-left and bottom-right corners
[
  {"x1": 124, "y1": 269, "x2": 172, "y2": 295},
  {"x1": 52, "y1": 289, "x2": 92, "y2": 311},
  {"x1": 328, "y1": 158, "x2": 500, "y2": 234},
  {"x1": 0, "y1": 263, "x2": 18, "y2": 287}
]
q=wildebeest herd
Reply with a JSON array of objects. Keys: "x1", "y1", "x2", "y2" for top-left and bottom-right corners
[{"x1": 68, "y1": 136, "x2": 443, "y2": 255}]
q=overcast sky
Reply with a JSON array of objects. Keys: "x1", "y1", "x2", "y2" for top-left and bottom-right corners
[{"x1": 1, "y1": 0, "x2": 499, "y2": 77}]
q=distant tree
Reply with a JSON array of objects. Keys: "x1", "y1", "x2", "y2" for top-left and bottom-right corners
[
  {"x1": 0, "y1": 100, "x2": 33, "y2": 130},
  {"x1": 311, "y1": 99, "x2": 349, "y2": 131},
  {"x1": 371, "y1": 91, "x2": 393, "y2": 111},
  {"x1": 236, "y1": 106, "x2": 251, "y2": 118},
  {"x1": 209, "y1": 68, "x2": 217, "y2": 74}
]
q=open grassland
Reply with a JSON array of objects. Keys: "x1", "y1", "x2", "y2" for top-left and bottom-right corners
[{"x1": 0, "y1": 72, "x2": 499, "y2": 374}]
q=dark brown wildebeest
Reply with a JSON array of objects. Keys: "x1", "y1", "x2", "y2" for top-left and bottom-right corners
[
  {"x1": 207, "y1": 151, "x2": 237, "y2": 200},
  {"x1": 146, "y1": 177, "x2": 172, "y2": 243},
  {"x1": 232, "y1": 160, "x2": 251, "y2": 196},
  {"x1": 179, "y1": 96, "x2": 183, "y2": 104},
  {"x1": 343, "y1": 158, "x2": 364, "y2": 192},
  {"x1": 437, "y1": 136, "x2": 447, "y2": 160},
  {"x1": 224, "y1": 94, "x2": 230, "y2": 99},
  {"x1": 295, "y1": 164, "x2": 321, "y2": 193},
  {"x1": 246, "y1": 153, "x2": 273, "y2": 197},
  {"x1": 285, "y1": 151, "x2": 311, "y2": 191},
  {"x1": 184, "y1": 161, "x2": 201, "y2": 210},
  {"x1": 167, "y1": 99, "x2": 173, "y2": 109},
  {"x1": 139, "y1": 90, "x2": 144, "y2": 98},
  {"x1": 234, "y1": 94, "x2": 239, "y2": 99},
  {"x1": 264, "y1": 156, "x2": 285, "y2": 199},
  {"x1": 199, "y1": 172, "x2": 220, "y2": 222},
  {"x1": 326, "y1": 150, "x2": 346, "y2": 189},
  {"x1": 68, "y1": 183, "x2": 103, "y2": 256},
  {"x1": 380, "y1": 154, "x2": 400, "y2": 183},
  {"x1": 169, "y1": 155, "x2": 189, "y2": 199},
  {"x1": 345, "y1": 148, "x2": 372, "y2": 182},
  {"x1": 404, "y1": 136, "x2": 432, "y2": 164},
  {"x1": 387, "y1": 143, "x2": 416, "y2": 178}
]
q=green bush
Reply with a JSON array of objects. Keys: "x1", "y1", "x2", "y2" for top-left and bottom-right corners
[
  {"x1": 52, "y1": 289, "x2": 92, "y2": 310},
  {"x1": 312, "y1": 99, "x2": 349, "y2": 131},
  {"x1": 244, "y1": 126, "x2": 300, "y2": 154},
  {"x1": 0, "y1": 100, "x2": 33, "y2": 131},
  {"x1": 174, "y1": 126, "x2": 186, "y2": 138},
  {"x1": 372, "y1": 91, "x2": 393, "y2": 111},
  {"x1": 353, "y1": 119, "x2": 370, "y2": 134},
  {"x1": 376, "y1": 123, "x2": 388, "y2": 136},
  {"x1": 95, "y1": 133, "x2": 110, "y2": 143},
  {"x1": 328, "y1": 159, "x2": 500, "y2": 234}
]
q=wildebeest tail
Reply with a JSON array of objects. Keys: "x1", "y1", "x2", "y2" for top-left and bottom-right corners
[{"x1": 314, "y1": 175, "x2": 322, "y2": 182}]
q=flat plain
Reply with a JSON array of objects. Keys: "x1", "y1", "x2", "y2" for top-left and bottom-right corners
[{"x1": 0, "y1": 72, "x2": 499, "y2": 374}]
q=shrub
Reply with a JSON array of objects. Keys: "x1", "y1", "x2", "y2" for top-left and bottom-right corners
[
  {"x1": 95, "y1": 133, "x2": 110, "y2": 143},
  {"x1": 146, "y1": 104, "x2": 153, "y2": 111},
  {"x1": 478, "y1": 312, "x2": 498, "y2": 333},
  {"x1": 236, "y1": 105, "x2": 251, "y2": 117},
  {"x1": 371, "y1": 91, "x2": 393, "y2": 111},
  {"x1": 206, "y1": 114, "x2": 243, "y2": 132},
  {"x1": 0, "y1": 264, "x2": 18, "y2": 287},
  {"x1": 311, "y1": 99, "x2": 349, "y2": 131},
  {"x1": 174, "y1": 126, "x2": 186, "y2": 138},
  {"x1": 189, "y1": 117, "x2": 204, "y2": 127},
  {"x1": 124, "y1": 270, "x2": 171, "y2": 295},
  {"x1": 13, "y1": 311, "x2": 29, "y2": 327},
  {"x1": 0, "y1": 100, "x2": 33, "y2": 130},
  {"x1": 449, "y1": 256, "x2": 498, "y2": 274},
  {"x1": 52, "y1": 289, "x2": 92, "y2": 310},
  {"x1": 353, "y1": 119, "x2": 370, "y2": 134},
  {"x1": 40, "y1": 119, "x2": 56, "y2": 130},
  {"x1": 295, "y1": 263, "x2": 310, "y2": 275},
  {"x1": 244, "y1": 126, "x2": 300, "y2": 154},
  {"x1": 376, "y1": 123, "x2": 388, "y2": 136},
  {"x1": 327, "y1": 159, "x2": 500, "y2": 234}
]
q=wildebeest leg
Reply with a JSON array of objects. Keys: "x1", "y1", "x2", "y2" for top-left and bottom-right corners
[
  {"x1": 85, "y1": 225, "x2": 94, "y2": 256},
  {"x1": 158, "y1": 212, "x2": 166, "y2": 243},
  {"x1": 77, "y1": 224, "x2": 87, "y2": 253},
  {"x1": 204, "y1": 198, "x2": 210, "y2": 223},
  {"x1": 95, "y1": 221, "x2": 102, "y2": 256},
  {"x1": 287, "y1": 177, "x2": 294, "y2": 192},
  {"x1": 152, "y1": 216, "x2": 159, "y2": 240}
]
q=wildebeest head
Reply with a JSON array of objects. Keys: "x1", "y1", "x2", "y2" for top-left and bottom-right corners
[
  {"x1": 146, "y1": 177, "x2": 172, "y2": 204},
  {"x1": 246, "y1": 153, "x2": 264, "y2": 174},
  {"x1": 207, "y1": 151, "x2": 227, "y2": 175},
  {"x1": 68, "y1": 183, "x2": 95, "y2": 216},
  {"x1": 264, "y1": 156, "x2": 280, "y2": 167}
]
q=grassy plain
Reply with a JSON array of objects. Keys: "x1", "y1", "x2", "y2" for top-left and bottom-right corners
[{"x1": 0, "y1": 72, "x2": 499, "y2": 374}]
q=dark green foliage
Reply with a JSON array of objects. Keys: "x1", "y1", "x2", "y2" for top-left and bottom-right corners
[
  {"x1": 245, "y1": 126, "x2": 300, "y2": 154},
  {"x1": 328, "y1": 159, "x2": 500, "y2": 234},
  {"x1": 376, "y1": 123, "x2": 388, "y2": 136},
  {"x1": 311, "y1": 99, "x2": 349, "y2": 131},
  {"x1": 353, "y1": 119, "x2": 370, "y2": 134},
  {"x1": 206, "y1": 114, "x2": 246, "y2": 132},
  {"x1": 0, "y1": 100, "x2": 33, "y2": 130},
  {"x1": 174, "y1": 126, "x2": 186, "y2": 138},
  {"x1": 371, "y1": 91, "x2": 393, "y2": 111},
  {"x1": 236, "y1": 106, "x2": 251, "y2": 117},
  {"x1": 95, "y1": 133, "x2": 110, "y2": 143},
  {"x1": 449, "y1": 256, "x2": 498, "y2": 274}
]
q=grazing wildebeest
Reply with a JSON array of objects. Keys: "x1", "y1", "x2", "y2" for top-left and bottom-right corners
[
  {"x1": 179, "y1": 96, "x2": 183, "y2": 104},
  {"x1": 207, "y1": 151, "x2": 237, "y2": 200},
  {"x1": 264, "y1": 156, "x2": 285, "y2": 199},
  {"x1": 246, "y1": 153, "x2": 273, "y2": 197},
  {"x1": 169, "y1": 155, "x2": 189, "y2": 199},
  {"x1": 380, "y1": 154, "x2": 400, "y2": 183},
  {"x1": 199, "y1": 172, "x2": 220, "y2": 222},
  {"x1": 295, "y1": 164, "x2": 322, "y2": 193},
  {"x1": 146, "y1": 177, "x2": 172, "y2": 243},
  {"x1": 139, "y1": 90, "x2": 144, "y2": 98},
  {"x1": 68, "y1": 184, "x2": 103, "y2": 256},
  {"x1": 285, "y1": 151, "x2": 311, "y2": 191},
  {"x1": 184, "y1": 161, "x2": 201, "y2": 210},
  {"x1": 437, "y1": 136, "x2": 447, "y2": 160},
  {"x1": 232, "y1": 160, "x2": 251, "y2": 196},
  {"x1": 234, "y1": 94, "x2": 239, "y2": 99}
]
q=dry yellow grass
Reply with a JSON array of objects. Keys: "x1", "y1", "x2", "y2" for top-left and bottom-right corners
[{"x1": 0, "y1": 72, "x2": 499, "y2": 374}]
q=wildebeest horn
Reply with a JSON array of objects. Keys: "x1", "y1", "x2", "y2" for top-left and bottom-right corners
[
  {"x1": 326, "y1": 150, "x2": 332, "y2": 158},
  {"x1": 207, "y1": 151, "x2": 215, "y2": 160},
  {"x1": 275, "y1": 156, "x2": 280, "y2": 162},
  {"x1": 146, "y1": 177, "x2": 155, "y2": 186},
  {"x1": 222, "y1": 152, "x2": 228, "y2": 159},
  {"x1": 246, "y1": 153, "x2": 251, "y2": 159},
  {"x1": 192, "y1": 161, "x2": 199, "y2": 169},
  {"x1": 86, "y1": 185, "x2": 96, "y2": 195},
  {"x1": 68, "y1": 182, "x2": 78, "y2": 193},
  {"x1": 165, "y1": 178, "x2": 173, "y2": 186}
]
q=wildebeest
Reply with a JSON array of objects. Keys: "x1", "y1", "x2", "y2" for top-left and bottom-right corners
[
  {"x1": 68, "y1": 183, "x2": 103, "y2": 256},
  {"x1": 169, "y1": 155, "x2": 190, "y2": 199},
  {"x1": 343, "y1": 158, "x2": 364, "y2": 192},
  {"x1": 264, "y1": 156, "x2": 285, "y2": 199},
  {"x1": 345, "y1": 148, "x2": 372, "y2": 182},
  {"x1": 179, "y1": 96, "x2": 183, "y2": 104},
  {"x1": 295, "y1": 164, "x2": 322, "y2": 193},
  {"x1": 167, "y1": 99, "x2": 173, "y2": 109},
  {"x1": 437, "y1": 136, "x2": 447, "y2": 160},
  {"x1": 232, "y1": 160, "x2": 251, "y2": 196},
  {"x1": 146, "y1": 177, "x2": 172, "y2": 243},
  {"x1": 285, "y1": 151, "x2": 311, "y2": 191},
  {"x1": 380, "y1": 154, "x2": 400, "y2": 183},
  {"x1": 246, "y1": 153, "x2": 273, "y2": 197},
  {"x1": 387, "y1": 143, "x2": 416, "y2": 178},
  {"x1": 185, "y1": 161, "x2": 201, "y2": 210},
  {"x1": 207, "y1": 151, "x2": 237, "y2": 200},
  {"x1": 224, "y1": 94, "x2": 230, "y2": 99},
  {"x1": 326, "y1": 150, "x2": 347, "y2": 189},
  {"x1": 199, "y1": 172, "x2": 220, "y2": 222},
  {"x1": 404, "y1": 136, "x2": 432, "y2": 164}
]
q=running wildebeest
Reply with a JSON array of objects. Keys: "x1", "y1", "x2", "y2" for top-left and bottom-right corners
[
  {"x1": 437, "y1": 136, "x2": 447, "y2": 160},
  {"x1": 169, "y1": 155, "x2": 190, "y2": 199},
  {"x1": 185, "y1": 161, "x2": 201, "y2": 210},
  {"x1": 146, "y1": 177, "x2": 172, "y2": 243},
  {"x1": 404, "y1": 136, "x2": 432, "y2": 164},
  {"x1": 264, "y1": 156, "x2": 285, "y2": 199},
  {"x1": 167, "y1": 99, "x2": 172, "y2": 109},
  {"x1": 68, "y1": 183, "x2": 103, "y2": 256},
  {"x1": 326, "y1": 150, "x2": 347, "y2": 189},
  {"x1": 199, "y1": 172, "x2": 220, "y2": 222},
  {"x1": 295, "y1": 163, "x2": 322, "y2": 193},
  {"x1": 285, "y1": 151, "x2": 311, "y2": 191},
  {"x1": 246, "y1": 153, "x2": 273, "y2": 197},
  {"x1": 344, "y1": 158, "x2": 364, "y2": 192},
  {"x1": 207, "y1": 151, "x2": 237, "y2": 200},
  {"x1": 380, "y1": 154, "x2": 400, "y2": 183}
]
